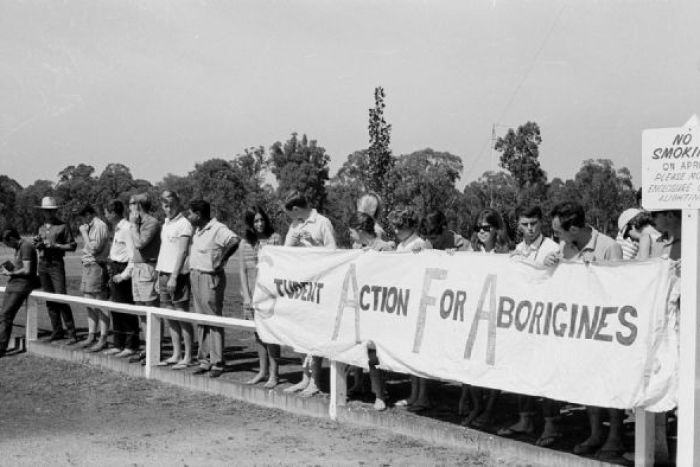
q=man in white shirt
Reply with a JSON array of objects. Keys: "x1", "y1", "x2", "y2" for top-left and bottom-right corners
[
  {"x1": 103, "y1": 199, "x2": 139, "y2": 358},
  {"x1": 76, "y1": 204, "x2": 111, "y2": 352},
  {"x1": 156, "y1": 190, "x2": 194, "y2": 370},
  {"x1": 187, "y1": 199, "x2": 240, "y2": 378},
  {"x1": 282, "y1": 190, "x2": 336, "y2": 397}
]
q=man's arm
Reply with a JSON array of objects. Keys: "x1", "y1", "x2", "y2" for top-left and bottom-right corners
[{"x1": 131, "y1": 217, "x2": 159, "y2": 249}]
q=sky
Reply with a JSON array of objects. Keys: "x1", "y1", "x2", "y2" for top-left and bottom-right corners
[{"x1": 1, "y1": 0, "x2": 699, "y2": 189}]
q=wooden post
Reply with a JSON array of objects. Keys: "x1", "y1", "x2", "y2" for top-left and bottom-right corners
[
  {"x1": 145, "y1": 312, "x2": 161, "y2": 378},
  {"x1": 677, "y1": 209, "x2": 700, "y2": 466},
  {"x1": 634, "y1": 409, "x2": 654, "y2": 466},
  {"x1": 329, "y1": 360, "x2": 347, "y2": 421},
  {"x1": 25, "y1": 296, "x2": 38, "y2": 341}
]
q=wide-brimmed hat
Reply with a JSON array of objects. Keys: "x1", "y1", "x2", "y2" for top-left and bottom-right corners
[
  {"x1": 36, "y1": 196, "x2": 60, "y2": 210},
  {"x1": 617, "y1": 208, "x2": 642, "y2": 232}
]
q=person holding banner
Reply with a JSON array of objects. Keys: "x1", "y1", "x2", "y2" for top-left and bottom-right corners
[
  {"x1": 0, "y1": 228, "x2": 38, "y2": 358},
  {"x1": 281, "y1": 190, "x2": 337, "y2": 397},
  {"x1": 346, "y1": 211, "x2": 395, "y2": 410},
  {"x1": 499, "y1": 204, "x2": 563, "y2": 447},
  {"x1": 421, "y1": 210, "x2": 467, "y2": 251},
  {"x1": 356, "y1": 192, "x2": 387, "y2": 241},
  {"x1": 155, "y1": 190, "x2": 194, "y2": 370},
  {"x1": 389, "y1": 206, "x2": 434, "y2": 413},
  {"x1": 239, "y1": 206, "x2": 283, "y2": 387},
  {"x1": 544, "y1": 201, "x2": 625, "y2": 460},
  {"x1": 460, "y1": 208, "x2": 511, "y2": 429}
]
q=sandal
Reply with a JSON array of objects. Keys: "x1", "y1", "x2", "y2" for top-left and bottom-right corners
[
  {"x1": 536, "y1": 433, "x2": 563, "y2": 448},
  {"x1": 573, "y1": 441, "x2": 602, "y2": 455}
]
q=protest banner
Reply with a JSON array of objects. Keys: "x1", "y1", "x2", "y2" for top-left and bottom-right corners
[{"x1": 254, "y1": 246, "x2": 677, "y2": 412}]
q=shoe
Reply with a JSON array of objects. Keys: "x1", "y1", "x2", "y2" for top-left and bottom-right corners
[
  {"x1": 80, "y1": 338, "x2": 96, "y2": 348},
  {"x1": 48, "y1": 332, "x2": 65, "y2": 342},
  {"x1": 209, "y1": 368, "x2": 223, "y2": 378},
  {"x1": 128, "y1": 352, "x2": 145, "y2": 364},
  {"x1": 115, "y1": 349, "x2": 136, "y2": 358},
  {"x1": 193, "y1": 367, "x2": 209, "y2": 375},
  {"x1": 87, "y1": 341, "x2": 108, "y2": 353},
  {"x1": 171, "y1": 361, "x2": 191, "y2": 370},
  {"x1": 103, "y1": 348, "x2": 122, "y2": 355}
]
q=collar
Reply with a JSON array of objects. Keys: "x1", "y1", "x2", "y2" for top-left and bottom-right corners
[
  {"x1": 165, "y1": 212, "x2": 184, "y2": 225},
  {"x1": 520, "y1": 233, "x2": 544, "y2": 251},
  {"x1": 196, "y1": 218, "x2": 217, "y2": 235},
  {"x1": 574, "y1": 227, "x2": 598, "y2": 253}
]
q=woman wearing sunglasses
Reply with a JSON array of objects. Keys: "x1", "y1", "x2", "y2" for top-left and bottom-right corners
[{"x1": 460, "y1": 208, "x2": 511, "y2": 430}]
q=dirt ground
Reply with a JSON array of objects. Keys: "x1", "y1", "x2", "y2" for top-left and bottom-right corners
[{"x1": 0, "y1": 353, "x2": 491, "y2": 466}]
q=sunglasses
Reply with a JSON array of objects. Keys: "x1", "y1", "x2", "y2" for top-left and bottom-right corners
[{"x1": 477, "y1": 224, "x2": 493, "y2": 233}]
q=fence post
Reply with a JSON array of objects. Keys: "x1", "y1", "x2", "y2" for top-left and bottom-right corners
[
  {"x1": 634, "y1": 409, "x2": 654, "y2": 466},
  {"x1": 25, "y1": 296, "x2": 38, "y2": 341},
  {"x1": 145, "y1": 312, "x2": 161, "y2": 378},
  {"x1": 677, "y1": 209, "x2": 700, "y2": 466},
  {"x1": 329, "y1": 359, "x2": 347, "y2": 421}
]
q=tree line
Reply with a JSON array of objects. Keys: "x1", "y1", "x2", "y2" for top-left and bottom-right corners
[{"x1": 0, "y1": 87, "x2": 638, "y2": 247}]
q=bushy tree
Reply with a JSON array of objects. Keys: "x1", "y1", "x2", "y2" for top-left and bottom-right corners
[
  {"x1": 14, "y1": 180, "x2": 55, "y2": 234},
  {"x1": 269, "y1": 133, "x2": 330, "y2": 212},
  {"x1": 0, "y1": 175, "x2": 22, "y2": 231},
  {"x1": 495, "y1": 121, "x2": 546, "y2": 190},
  {"x1": 55, "y1": 164, "x2": 98, "y2": 219}
]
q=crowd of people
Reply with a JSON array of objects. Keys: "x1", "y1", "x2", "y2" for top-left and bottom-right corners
[{"x1": 0, "y1": 188, "x2": 681, "y2": 462}]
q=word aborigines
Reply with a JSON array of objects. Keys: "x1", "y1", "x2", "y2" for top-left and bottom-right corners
[{"x1": 497, "y1": 298, "x2": 637, "y2": 346}]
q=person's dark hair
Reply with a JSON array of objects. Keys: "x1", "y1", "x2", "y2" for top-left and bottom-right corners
[
  {"x1": 630, "y1": 211, "x2": 654, "y2": 230},
  {"x1": 77, "y1": 204, "x2": 96, "y2": 216},
  {"x1": 469, "y1": 208, "x2": 511, "y2": 253},
  {"x1": 422, "y1": 210, "x2": 447, "y2": 236},
  {"x1": 105, "y1": 199, "x2": 124, "y2": 217},
  {"x1": 189, "y1": 199, "x2": 211, "y2": 219},
  {"x1": 130, "y1": 193, "x2": 152, "y2": 212},
  {"x1": 283, "y1": 190, "x2": 309, "y2": 211},
  {"x1": 515, "y1": 204, "x2": 543, "y2": 221},
  {"x1": 387, "y1": 206, "x2": 419, "y2": 231},
  {"x1": 1, "y1": 227, "x2": 20, "y2": 242},
  {"x1": 349, "y1": 212, "x2": 376, "y2": 235},
  {"x1": 550, "y1": 201, "x2": 586, "y2": 230},
  {"x1": 161, "y1": 190, "x2": 180, "y2": 202},
  {"x1": 244, "y1": 205, "x2": 275, "y2": 246}
]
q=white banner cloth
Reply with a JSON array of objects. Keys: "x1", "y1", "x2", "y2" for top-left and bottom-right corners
[{"x1": 254, "y1": 246, "x2": 678, "y2": 411}]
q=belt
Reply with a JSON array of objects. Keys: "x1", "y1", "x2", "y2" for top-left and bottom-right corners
[{"x1": 191, "y1": 269, "x2": 223, "y2": 275}]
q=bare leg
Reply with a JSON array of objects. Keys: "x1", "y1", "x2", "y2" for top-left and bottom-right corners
[
  {"x1": 166, "y1": 319, "x2": 182, "y2": 363},
  {"x1": 473, "y1": 389, "x2": 498, "y2": 428},
  {"x1": 300, "y1": 356, "x2": 322, "y2": 397},
  {"x1": 247, "y1": 334, "x2": 269, "y2": 384},
  {"x1": 458, "y1": 384, "x2": 471, "y2": 417},
  {"x1": 263, "y1": 344, "x2": 280, "y2": 388},
  {"x1": 82, "y1": 298, "x2": 97, "y2": 346},
  {"x1": 574, "y1": 406, "x2": 605, "y2": 454},
  {"x1": 284, "y1": 355, "x2": 311, "y2": 393},
  {"x1": 179, "y1": 321, "x2": 193, "y2": 365},
  {"x1": 599, "y1": 409, "x2": 625, "y2": 453}
]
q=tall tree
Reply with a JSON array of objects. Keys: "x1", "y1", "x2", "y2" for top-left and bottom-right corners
[
  {"x1": 14, "y1": 179, "x2": 54, "y2": 234},
  {"x1": 94, "y1": 163, "x2": 138, "y2": 207},
  {"x1": 494, "y1": 121, "x2": 546, "y2": 190},
  {"x1": 54, "y1": 164, "x2": 98, "y2": 218},
  {"x1": 367, "y1": 87, "x2": 395, "y2": 208},
  {"x1": 269, "y1": 133, "x2": 330, "y2": 212},
  {"x1": 0, "y1": 175, "x2": 22, "y2": 230}
]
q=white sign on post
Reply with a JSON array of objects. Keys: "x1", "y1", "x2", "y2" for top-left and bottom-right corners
[{"x1": 642, "y1": 115, "x2": 700, "y2": 210}]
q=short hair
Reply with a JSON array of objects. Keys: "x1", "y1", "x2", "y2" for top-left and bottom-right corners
[
  {"x1": 422, "y1": 210, "x2": 447, "y2": 236},
  {"x1": 161, "y1": 190, "x2": 180, "y2": 202},
  {"x1": 357, "y1": 192, "x2": 382, "y2": 218},
  {"x1": 283, "y1": 190, "x2": 308, "y2": 211},
  {"x1": 349, "y1": 212, "x2": 376, "y2": 235},
  {"x1": 387, "y1": 206, "x2": 419, "y2": 230},
  {"x1": 550, "y1": 201, "x2": 586, "y2": 230},
  {"x1": 188, "y1": 199, "x2": 211, "y2": 219},
  {"x1": 515, "y1": 204, "x2": 543, "y2": 220},
  {"x1": 77, "y1": 204, "x2": 96, "y2": 216},
  {"x1": 105, "y1": 199, "x2": 124, "y2": 217},
  {"x1": 630, "y1": 211, "x2": 655, "y2": 230},
  {"x1": 130, "y1": 193, "x2": 152, "y2": 212},
  {"x1": 1, "y1": 227, "x2": 20, "y2": 242},
  {"x1": 244, "y1": 205, "x2": 275, "y2": 245}
]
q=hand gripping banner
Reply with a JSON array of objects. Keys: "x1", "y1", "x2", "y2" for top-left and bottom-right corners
[{"x1": 253, "y1": 246, "x2": 678, "y2": 411}]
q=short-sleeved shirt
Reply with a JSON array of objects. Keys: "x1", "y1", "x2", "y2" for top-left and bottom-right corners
[
  {"x1": 110, "y1": 219, "x2": 134, "y2": 263},
  {"x1": 156, "y1": 212, "x2": 193, "y2": 274},
  {"x1": 6, "y1": 239, "x2": 38, "y2": 293},
  {"x1": 561, "y1": 227, "x2": 622, "y2": 263},
  {"x1": 189, "y1": 218, "x2": 239, "y2": 272},
  {"x1": 284, "y1": 209, "x2": 336, "y2": 249},
  {"x1": 650, "y1": 233, "x2": 681, "y2": 261},
  {"x1": 131, "y1": 213, "x2": 161, "y2": 264},
  {"x1": 396, "y1": 232, "x2": 431, "y2": 252},
  {"x1": 512, "y1": 234, "x2": 560, "y2": 266},
  {"x1": 81, "y1": 217, "x2": 110, "y2": 265},
  {"x1": 37, "y1": 219, "x2": 76, "y2": 261}
]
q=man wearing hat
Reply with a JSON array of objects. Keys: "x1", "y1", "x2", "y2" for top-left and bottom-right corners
[{"x1": 34, "y1": 196, "x2": 78, "y2": 343}]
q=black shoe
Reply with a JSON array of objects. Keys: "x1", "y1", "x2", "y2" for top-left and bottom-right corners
[
  {"x1": 128, "y1": 352, "x2": 145, "y2": 364},
  {"x1": 193, "y1": 367, "x2": 209, "y2": 375},
  {"x1": 47, "y1": 332, "x2": 65, "y2": 342},
  {"x1": 209, "y1": 368, "x2": 223, "y2": 378}
]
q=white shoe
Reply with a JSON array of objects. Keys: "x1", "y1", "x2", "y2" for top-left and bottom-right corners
[
  {"x1": 115, "y1": 349, "x2": 136, "y2": 358},
  {"x1": 103, "y1": 348, "x2": 121, "y2": 355}
]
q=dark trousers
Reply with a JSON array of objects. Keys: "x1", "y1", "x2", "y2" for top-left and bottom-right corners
[
  {"x1": 108, "y1": 262, "x2": 139, "y2": 350},
  {"x1": 38, "y1": 259, "x2": 75, "y2": 336},
  {"x1": 0, "y1": 291, "x2": 30, "y2": 354}
]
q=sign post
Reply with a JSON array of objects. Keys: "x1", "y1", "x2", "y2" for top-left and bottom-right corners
[{"x1": 642, "y1": 115, "x2": 700, "y2": 467}]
